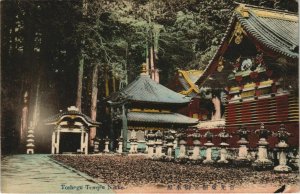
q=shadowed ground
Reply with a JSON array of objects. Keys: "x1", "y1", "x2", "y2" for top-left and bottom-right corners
[{"x1": 52, "y1": 155, "x2": 300, "y2": 193}]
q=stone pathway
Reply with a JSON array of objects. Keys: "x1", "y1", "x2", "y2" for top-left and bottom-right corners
[{"x1": 1, "y1": 154, "x2": 115, "y2": 193}]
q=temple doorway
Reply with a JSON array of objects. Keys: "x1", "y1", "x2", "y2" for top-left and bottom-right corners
[{"x1": 59, "y1": 133, "x2": 81, "y2": 154}]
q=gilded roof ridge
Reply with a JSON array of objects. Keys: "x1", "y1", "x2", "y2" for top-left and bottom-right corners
[{"x1": 235, "y1": 3, "x2": 298, "y2": 17}]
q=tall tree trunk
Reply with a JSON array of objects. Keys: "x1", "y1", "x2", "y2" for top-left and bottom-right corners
[
  {"x1": 76, "y1": 56, "x2": 84, "y2": 111},
  {"x1": 76, "y1": 0, "x2": 88, "y2": 111},
  {"x1": 150, "y1": 45, "x2": 155, "y2": 78},
  {"x1": 89, "y1": 63, "x2": 99, "y2": 146},
  {"x1": 105, "y1": 66, "x2": 110, "y2": 97},
  {"x1": 32, "y1": 75, "x2": 41, "y2": 128},
  {"x1": 20, "y1": 91, "x2": 29, "y2": 143}
]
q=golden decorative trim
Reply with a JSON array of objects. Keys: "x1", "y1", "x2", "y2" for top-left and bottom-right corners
[
  {"x1": 260, "y1": 79, "x2": 273, "y2": 86},
  {"x1": 235, "y1": 4, "x2": 298, "y2": 22},
  {"x1": 217, "y1": 57, "x2": 224, "y2": 72},
  {"x1": 130, "y1": 108, "x2": 171, "y2": 113},
  {"x1": 178, "y1": 70, "x2": 202, "y2": 94},
  {"x1": 253, "y1": 9, "x2": 298, "y2": 22},
  {"x1": 234, "y1": 22, "x2": 243, "y2": 44},
  {"x1": 230, "y1": 86, "x2": 241, "y2": 92},
  {"x1": 131, "y1": 108, "x2": 142, "y2": 112},
  {"x1": 244, "y1": 82, "x2": 256, "y2": 89}
]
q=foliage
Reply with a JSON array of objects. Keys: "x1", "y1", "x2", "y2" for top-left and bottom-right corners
[{"x1": 1, "y1": 0, "x2": 298, "y2": 153}]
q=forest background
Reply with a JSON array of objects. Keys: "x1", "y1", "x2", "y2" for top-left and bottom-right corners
[{"x1": 1, "y1": 0, "x2": 298, "y2": 154}]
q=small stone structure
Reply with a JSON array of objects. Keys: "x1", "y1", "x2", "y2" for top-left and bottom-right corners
[
  {"x1": 189, "y1": 129, "x2": 201, "y2": 160},
  {"x1": 203, "y1": 131, "x2": 215, "y2": 164},
  {"x1": 217, "y1": 129, "x2": 231, "y2": 164},
  {"x1": 146, "y1": 130, "x2": 156, "y2": 158},
  {"x1": 155, "y1": 130, "x2": 163, "y2": 158},
  {"x1": 235, "y1": 126, "x2": 250, "y2": 162},
  {"x1": 26, "y1": 123, "x2": 35, "y2": 154},
  {"x1": 116, "y1": 136, "x2": 123, "y2": 154},
  {"x1": 165, "y1": 130, "x2": 174, "y2": 159},
  {"x1": 252, "y1": 123, "x2": 273, "y2": 169},
  {"x1": 177, "y1": 131, "x2": 188, "y2": 159},
  {"x1": 104, "y1": 136, "x2": 110, "y2": 153},
  {"x1": 273, "y1": 124, "x2": 292, "y2": 172},
  {"x1": 129, "y1": 130, "x2": 138, "y2": 154}
]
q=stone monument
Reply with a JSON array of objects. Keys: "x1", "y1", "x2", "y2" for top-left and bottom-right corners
[
  {"x1": 217, "y1": 129, "x2": 231, "y2": 164},
  {"x1": 273, "y1": 124, "x2": 292, "y2": 172},
  {"x1": 252, "y1": 123, "x2": 273, "y2": 170},
  {"x1": 203, "y1": 130, "x2": 215, "y2": 164}
]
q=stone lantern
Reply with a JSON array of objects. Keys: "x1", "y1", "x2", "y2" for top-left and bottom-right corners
[
  {"x1": 129, "y1": 130, "x2": 138, "y2": 154},
  {"x1": 155, "y1": 130, "x2": 163, "y2": 158},
  {"x1": 116, "y1": 136, "x2": 123, "y2": 154},
  {"x1": 26, "y1": 124, "x2": 35, "y2": 154},
  {"x1": 189, "y1": 129, "x2": 201, "y2": 161},
  {"x1": 235, "y1": 126, "x2": 251, "y2": 162},
  {"x1": 165, "y1": 130, "x2": 175, "y2": 159},
  {"x1": 93, "y1": 137, "x2": 101, "y2": 153},
  {"x1": 103, "y1": 136, "x2": 110, "y2": 153},
  {"x1": 273, "y1": 124, "x2": 292, "y2": 172},
  {"x1": 217, "y1": 129, "x2": 231, "y2": 164},
  {"x1": 252, "y1": 123, "x2": 273, "y2": 170},
  {"x1": 177, "y1": 130, "x2": 188, "y2": 159},
  {"x1": 203, "y1": 130, "x2": 215, "y2": 164},
  {"x1": 146, "y1": 130, "x2": 156, "y2": 158}
]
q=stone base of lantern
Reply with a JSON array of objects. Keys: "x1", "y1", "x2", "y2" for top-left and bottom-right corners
[
  {"x1": 190, "y1": 144, "x2": 201, "y2": 161},
  {"x1": 146, "y1": 143, "x2": 155, "y2": 159},
  {"x1": 27, "y1": 148, "x2": 34, "y2": 154},
  {"x1": 164, "y1": 155, "x2": 173, "y2": 161},
  {"x1": 203, "y1": 159, "x2": 214, "y2": 164},
  {"x1": 252, "y1": 159, "x2": 273, "y2": 170},
  {"x1": 234, "y1": 158, "x2": 251, "y2": 167},
  {"x1": 104, "y1": 144, "x2": 110, "y2": 154},
  {"x1": 129, "y1": 142, "x2": 138, "y2": 154},
  {"x1": 203, "y1": 142, "x2": 214, "y2": 164},
  {"x1": 217, "y1": 159, "x2": 229, "y2": 164},
  {"x1": 274, "y1": 164, "x2": 292, "y2": 173},
  {"x1": 177, "y1": 141, "x2": 188, "y2": 159},
  {"x1": 217, "y1": 143, "x2": 229, "y2": 164}
]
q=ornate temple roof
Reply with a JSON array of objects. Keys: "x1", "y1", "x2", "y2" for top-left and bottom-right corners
[
  {"x1": 45, "y1": 106, "x2": 100, "y2": 127},
  {"x1": 127, "y1": 111, "x2": 198, "y2": 125},
  {"x1": 177, "y1": 70, "x2": 203, "y2": 96},
  {"x1": 196, "y1": 4, "x2": 298, "y2": 85},
  {"x1": 108, "y1": 73, "x2": 191, "y2": 104}
]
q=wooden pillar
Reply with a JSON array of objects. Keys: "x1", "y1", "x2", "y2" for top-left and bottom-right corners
[
  {"x1": 80, "y1": 131, "x2": 84, "y2": 153},
  {"x1": 109, "y1": 107, "x2": 115, "y2": 151},
  {"x1": 84, "y1": 132, "x2": 88, "y2": 154},
  {"x1": 56, "y1": 131, "x2": 60, "y2": 154},
  {"x1": 51, "y1": 132, "x2": 55, "y2": 154}
]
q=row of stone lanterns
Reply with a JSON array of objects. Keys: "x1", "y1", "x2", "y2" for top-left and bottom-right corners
[
  {"x1": 92, "y1": 123, "x2": 295, "y2": 172},
  {"x1": 173, "y1": 123, "x2": 293, "y2": 172}
]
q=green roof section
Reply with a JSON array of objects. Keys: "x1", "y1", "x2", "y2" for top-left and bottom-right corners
[
  {"x1": 109, "y1": 74, "x2": 191, "y2": 104},
  {"x1": 236, "y1": 7, "x2": 298, "y2": 59},
  {"x1": 127, "y1": 111, "x2": 198, "y2": 125}
]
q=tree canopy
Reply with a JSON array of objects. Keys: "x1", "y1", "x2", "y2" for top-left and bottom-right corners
[{"x1": 1, "y1": 0, "x2": 298, "y2": 153}]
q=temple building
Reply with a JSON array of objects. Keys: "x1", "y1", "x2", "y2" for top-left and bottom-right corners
[
  {"x1": 169, "y1": 69, "x2": 227, "y2": 134},
  {"x1": 195, "y1": 4, "x2": 299, "y2": 148},
  {"x1": 45, "y1": 106, "x2": 100, "y2": 154},
  {"x1": 168, "y1": 70, "x2": 203, "y2": 120},
  {"x1": 107, "y1": 64, "x2": 198, "y2": 152}
]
